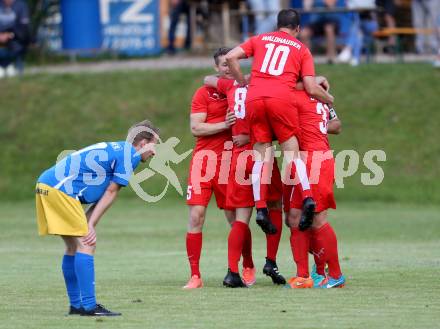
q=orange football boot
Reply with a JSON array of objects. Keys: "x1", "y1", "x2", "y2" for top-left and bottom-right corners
[
  {"x1": 183, "y1": 275, "x2": 203, "y2": 289},
  {"x1": 242, "y1": 267, "x2": 256, "y2": 286},
  {"x1": 286, "y1": 276, "x2": 314, "y2": 289}
]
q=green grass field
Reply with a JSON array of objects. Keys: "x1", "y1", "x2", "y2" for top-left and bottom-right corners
[
  {"x1": 1, "y1": 63, "x2": 439, "y2": 328},
  {"x1": 1, "y1": 200, "x2": 439, "y2": 329}
]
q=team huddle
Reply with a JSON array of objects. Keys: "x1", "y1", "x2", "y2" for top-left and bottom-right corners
[
  {"x1": 184, "y1": 9, "x2": 344, "y2": 290},
  {"x1": 35, "y1": 9, "x2": 344, "y2": 317}
]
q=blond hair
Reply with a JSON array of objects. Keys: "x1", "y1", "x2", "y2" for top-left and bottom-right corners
[{"x1": 127, "y1": 119, "x2": 160, "y2": 145}]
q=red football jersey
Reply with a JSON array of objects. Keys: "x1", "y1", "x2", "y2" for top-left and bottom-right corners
[
  {"x1": 216, "y1": 78, "x2": 250, "y2": 139},
  {"x1": 191, "y1": 86, "x2": 231, "y2": 154},
  {"x1": 294, "y1": 90, "x2": 331, "y2": 151},
  {"x1": 240, "y1": 30, "x2": 315, "y2": 102}
]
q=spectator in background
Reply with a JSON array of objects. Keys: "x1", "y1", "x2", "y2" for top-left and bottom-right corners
[
  {"x1": 247, "y1": 0, "x2": 281, "y2": 34},
  {"x1": 375, "y1": 0, "x2": 396, "y2": 53},
  {"x1": 167, "y1": 0, "x2": 191, "y2": 55},
  {"x1": 338, "y1": 0, "x2": 378, "y2": 66},
  {"x1": 0, "y1": 0, "x2": 30, "y2": 78},
  {"x1": 411, "y1": 0, "x2": 439, "y2": 55},
  {"x1": 300, "y1": 0, "x2": 348, "y2": 64}
]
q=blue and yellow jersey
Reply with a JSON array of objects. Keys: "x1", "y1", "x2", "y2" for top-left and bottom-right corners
[{"x1": 38, "y1": 141, "x2": 141, "y2": 204}]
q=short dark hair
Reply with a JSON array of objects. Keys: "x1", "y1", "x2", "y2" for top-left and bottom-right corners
[
  {"x1": 127, "y1": 119, "x2": 160, "y2": 145},
  {"x1": 213, "y1": 47, "x2": 232, "y2": 65},
  {"x1": 277, "y1": 9, "x2": 301, "y2": 30}
]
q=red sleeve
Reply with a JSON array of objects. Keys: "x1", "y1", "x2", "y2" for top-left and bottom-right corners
[
  {"x1": 239, "y1": 36, "x2": 256, "y2": 58},
  {"x1": 217, "y1": 78, "x2": 235, "y2": 95},
  {"x1": 191, "y1": 87, "x2": 208, "y2": 114},
  {"x1": 300, "y1": 47, "x2": 315, "y2": 77}
]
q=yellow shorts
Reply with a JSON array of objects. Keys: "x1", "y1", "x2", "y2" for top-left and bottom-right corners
[{"x1": 35, "y1": 183, "x2": 88, "y2": 236}]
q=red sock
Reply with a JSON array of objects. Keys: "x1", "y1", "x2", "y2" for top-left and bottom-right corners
[
  {"x1": 253, "y1": 161, "x2": 271, "y2": 209},
  {"x1": 242, "y1": 224, "x2": 254, "y2": 269},
  {"x1": 266, "y1": 209, "x2": 282, "y2": 261},
  {"x1": 290, "y1": 158, "x2": 312, "y2": 200},
  {"x1": 290, "y1": 227, "x2": 310, "y2": 278},
  {"x1": 186, "y1": 232, "x2": 202, "y2": 278},
  {"x1": 227, "y1": 221, "x2": 248, "y2": 273},
  {"x1": 310, "y1": 229, "x2": 326, "y2": 276},
  {"x1": 312, "y1": 223, "x2": 342, "y2": 279}
]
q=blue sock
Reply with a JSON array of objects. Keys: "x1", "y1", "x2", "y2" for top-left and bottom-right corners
[
  {"x1": 74, "y1": 253, "x2": 96, "y2": 311},
  {"x1": 62, "y1": 255, "x2": 81, "y2": 309}
]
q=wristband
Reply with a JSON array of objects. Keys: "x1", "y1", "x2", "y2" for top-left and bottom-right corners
[{"x1": 329, "y1": 107, "x2": 338, "y2": 120}]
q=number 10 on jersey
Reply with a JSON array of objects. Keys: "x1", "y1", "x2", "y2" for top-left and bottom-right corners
[{"x1": 260, "y1": 43, "x2": 290, "y2": 76}]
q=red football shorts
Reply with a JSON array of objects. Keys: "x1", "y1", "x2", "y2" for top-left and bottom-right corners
[
  {"x1": 283, "y1": 152, "x2": 336, "y2": 213},
  {"x1": 186, "y1": 154, "x2": 231, "y2": 210},
  {"x1": 225, "y1": 147, "x2": 282, "y2": 209},
  {"x1": 247, "y1": 96, "x2": 301, "y2": 144}
]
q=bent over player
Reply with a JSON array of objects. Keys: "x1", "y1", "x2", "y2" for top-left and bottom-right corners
[{"x1": 35, "y1": 120, "x2": 159, "y2": 316}]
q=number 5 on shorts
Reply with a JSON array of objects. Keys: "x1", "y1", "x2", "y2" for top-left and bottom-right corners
[{"x1": 186, "y1": 185, "x2": 192, "y2": 200}]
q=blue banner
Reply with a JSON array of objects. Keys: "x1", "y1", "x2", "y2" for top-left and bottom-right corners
[
  {"x1": 61, "y1": 0, "x2": 103, "y2": 50},
  {"x1": 100, "y1": 0, "x2": 161, "y2": 56}
]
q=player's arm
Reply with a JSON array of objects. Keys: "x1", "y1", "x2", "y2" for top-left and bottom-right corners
[
  {"x1": 204, "y1": 74, "x2": 250, "y2": 88},
  {"x1": 327, "y1": 107, "x2": 342, "y2": 134},
  {"x1": 82, "y1": 182, "x2": 122, "y2": 246},
  {"x1": 225, "y1": 46, "x2": 247, "y2": 86},
  {"x1": 190, "y1": 112, "x2": 235, "y2": 137},
  {"x1": 296, "y1": 76, "x2": 330, "y2": 91},
  {"x1": 300, "y1": 47, "x2": 334, "y2": 103},
  {"x1": 244, "y1": 73, "x2": 251, "y2": 84},
  {"x1": 204, "y1": 75, "x2": 219, "y2": 89},
  {"x1": 328, "y1": 119, "x2": 342, "y2": 134},
  {"x1": 303, "y1": 76, "x2": 334, "y2": 104},
  {"x1": 85, "y1": 204, "x2": 96, "y2": 220}
]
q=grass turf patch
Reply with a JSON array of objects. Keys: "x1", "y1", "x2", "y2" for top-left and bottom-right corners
[{"x1": 0, "y1": 199, "x2": 439, "y2": 329}]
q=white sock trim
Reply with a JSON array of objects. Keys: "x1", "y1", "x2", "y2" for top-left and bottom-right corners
[
  {"x1": 293, "y1": 158, "x2": 310, "y2": 191},
  {"x1": 252, "y1": 160, "x2": 263, "y2": 201}
]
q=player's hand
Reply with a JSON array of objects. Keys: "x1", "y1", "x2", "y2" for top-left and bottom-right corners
[
  {"x1": 315, "y1": 76, "x2": 330, "y2": 91},
  {"x1": 232, "y1": 134, "x2": 250, "y2": 147},
  {"x1": 327, "y1": 94, "x2": 335, "y2": 105},
  {"x1": 238, "y1": 78, "x2": 247, "y2": 88},
  {"x1": 225, "y1": 110, "x2": 236, "y2": 128},
  {"x1": 244, "y1": 74, "x2": 251, "y2": 84},
  {"x1": 83, "y1": 225, "x2": 97, "y2": 246}
]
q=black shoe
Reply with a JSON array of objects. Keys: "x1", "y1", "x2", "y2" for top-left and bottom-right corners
[
  {"x1": 81, "y1": 304, "x2": 121, "y2": 317},
  {"x1": 223, "y1": 269, "x2": 247, "y2": 288},
  {"x1": 66, "y1": 306, "x2": 83, "y2": 316},
  {"x1": 263, "y1": 258, "x2": 286, "y2": 285},
  {"x1": 299, "y1": 197, "x2": 316, "y2": 231},
  {"x1": 256, "y1": 208, "x2": 277, "y2": 235}
]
